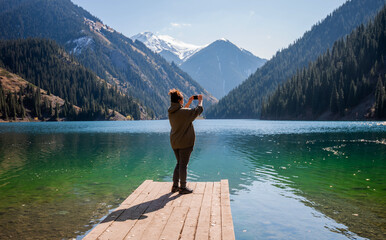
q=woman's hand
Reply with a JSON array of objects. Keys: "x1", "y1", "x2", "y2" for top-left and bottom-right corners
[
  {"x1": 184, "y1": 96, "x2": 194, "y2": 108},
  {"x1": 198, "y1": 94, "x2": 203, "y2": 106},
  {"x1": 185, "y1": 95, "x2": 203, "y2": 108}
]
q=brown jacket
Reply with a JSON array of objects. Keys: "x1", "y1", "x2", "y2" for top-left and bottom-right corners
[{"x1": 168, "y1": 102, "x2": 203, "y2": 150}]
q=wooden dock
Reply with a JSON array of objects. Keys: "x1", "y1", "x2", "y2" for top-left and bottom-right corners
[{"x1": 83, "y1": 180, "x2": 235, "y2": 240}]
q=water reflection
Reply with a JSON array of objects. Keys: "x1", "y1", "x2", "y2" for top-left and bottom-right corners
[
  {"x1": 0, "y1": 120, "x2": 384, "y2": 240},
  {"x1": 0, "y1": 131, "x2": 176, "y2": 239},
  {"x1": 221, "y1": 132, "x2": 385, "y2": 240}
]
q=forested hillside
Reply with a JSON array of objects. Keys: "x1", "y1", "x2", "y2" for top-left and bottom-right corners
[
  {"x1": 206, "y1": 0, "x2": 386, "y2": 119},
  {"x1": 261, "y1": 6, "x2": 386, "y2": 120},
  {"x1": 0, "y1": 67, "x2": 76, "y2": 121},
  {"x1": 0, "y1": 0, "x2": 216, "y2": 118},
  {"x1": 0, "y1": 39, "x2": 141, "y2": 121}
]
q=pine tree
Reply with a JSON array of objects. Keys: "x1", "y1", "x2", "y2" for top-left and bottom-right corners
[
  {"x1": 330, "y1": 83, "x2": 339, "y2": 113},
  {"x1": 338, "y1": 88, "x2": 345, "y2": 115},
  {"x1": 17, "y1": 88, "x2": 24, "y2": 118},
  {"x1": 104, "y1": 105, "x2": 109, "y2": 119},
  {"x1": 21, "y1": 103, "x2": 25, "y2": 118},
  {"x1": 0, "y1": 84, "x2": 4, "y2": 115},
  {"x1": 375, "y1": 76, "x2": 385, "y2": 118},
  {"x1": 348, "y1": 80, "x2": 357, "y2": 107},
  {"x1": 8, "y1": 92, "x2": 17, "y2": 120},
  {"x1": 55, "y1": 102, "x2": 59, "y2": 120},
  {"x1": 33, "y1": 88, "x2": 41, "y2": 118},
  {"x1": 49, "y1": 103, "x2": 53, "y2": 117}
]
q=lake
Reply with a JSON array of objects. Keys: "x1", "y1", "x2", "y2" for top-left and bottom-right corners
[{"x1": 0, "y1": 120, "x2": 385, "y2": 239}]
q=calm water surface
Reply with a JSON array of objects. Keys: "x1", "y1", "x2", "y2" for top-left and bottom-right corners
[{"x1": 0, "y1": 120, "x2": 385, "y2": 239}]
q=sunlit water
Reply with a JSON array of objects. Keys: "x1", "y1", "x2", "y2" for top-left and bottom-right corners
[{"x1": 0, "y1": 120, "x2": 385, "y2": 239}]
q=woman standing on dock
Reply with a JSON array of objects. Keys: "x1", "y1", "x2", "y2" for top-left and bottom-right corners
[{"x1": 168, "y1": 89, "x2": 203, "y2": 194}]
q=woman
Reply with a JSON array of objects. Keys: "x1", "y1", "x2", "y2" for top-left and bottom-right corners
[{"x1": 168, "y1": 89, "x2": 203, "y2": 194}]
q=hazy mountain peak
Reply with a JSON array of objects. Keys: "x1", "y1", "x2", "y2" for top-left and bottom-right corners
[
  {"x1": 210, "y1": 38, "x2": 238, "y2": 48},
  {"x1": 210, "y1": 38, "x2": 250, "y2": 54},
  {"x1": 218, "y1": 38, "x2": 230, "y2": 42},
  {"x1": 180, "y1": 38, "x2": 267, "y2": 99}
]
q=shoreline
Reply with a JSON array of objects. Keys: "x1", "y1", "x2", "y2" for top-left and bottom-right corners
[{"x1": 1, "y1": 118, "x2": 385, "y2": 123}]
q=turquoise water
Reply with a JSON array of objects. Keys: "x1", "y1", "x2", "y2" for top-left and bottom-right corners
[{"x1": 0, "y1": 120, "x2": 385, "y2": 239}]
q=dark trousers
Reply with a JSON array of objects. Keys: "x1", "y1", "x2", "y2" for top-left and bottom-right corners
[{"x1": 172, "y1": 147, "x2": 193, "y2": 188}]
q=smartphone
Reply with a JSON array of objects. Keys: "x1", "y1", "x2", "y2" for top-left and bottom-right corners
[{"x1": 193, "y1": 95, "x2": 198, "y2": 100}]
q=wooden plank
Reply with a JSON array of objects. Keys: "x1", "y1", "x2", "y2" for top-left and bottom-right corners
[
  {"x1": 121, "y1": 180, "x2": 154, "y2": 207},
  {"x1": 195, "y1": 182, "x2": 213, "y2": 240},
  {"x1": 221, "y1": 206, "x2": 234, "y2": 240},
  {"x1": 170, "y1": 183, "x2": 186, "y2": 207},
  {"x1": 163, "y1": 182, "x2": 189, "y2": 208},
  {"x1": 98, "y1": 181, "x2": 162, "y2": 240},
  {"x1": 165, "y1": 194, "x2": 180, "y2": 207},
  {"x1": 221, "y1": 180, "x2": 235, "y2": 240},
  {"x1": 139, "y1": 206, "x2": 174, "y2": 240},
  {"x1": 194, "y1": 182, "x2": 206, "y2": 194},
  {"x1": 202, "y1": 182, "x2": 213, "y2": 207},
  {"x1": 83, "y1": 180, "x2": 152, "y2": 240},
  {"x1": 180, "y1": 182, "x2": 197, "y2": 207},
  {"x1": 180, "y1": 188, "x2": 205, "y2": 240},
  {"x1": 98, "y1": 182, "x2": 159, "y2": 240},
  {"x1": 124, "y1": 182, "x2": 172, "y2": 240},
  {"x1": 173, "y1": 182, "x2": 197, "y2": 207},
  {"x1": 159, "y1": 206, "x2": 189, "y2": 240},
  {"x1": 220, "y1": 179, "x2": 230, "y2": 207},
  {"x1": 138, "y1": 181, "x2": 192, "y2": 239},
  {"x1": 145, "y1": 182, "x2": 176, "y2": 210},
  {"x1": 209, "y1": 182, "x2": 221, "y2": 240},
  {"x1": 84, "y1": 180, "x2": 235, "y2": 240}
]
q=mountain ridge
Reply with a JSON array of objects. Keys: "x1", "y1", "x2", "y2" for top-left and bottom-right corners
[
  {"x1": 180, "y1": 39, "x2": 267, "y2": 99},
  {"x1": 206, "y1": 0, "x2": 386, "y2": 119},
  {"x1": 0, "y1": 0, "x2": 217, "y2": 118},
  {"x1": 133, "y1": 32, "x2": 267, "y2": 99},
  {"x1": 0, "y1": 38, "x2": 140, "y2": 121},
  {"x1": 261, "y1": 6, "x2": 386, "y2": 120}
]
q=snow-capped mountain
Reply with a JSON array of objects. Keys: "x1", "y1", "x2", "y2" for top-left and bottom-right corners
[
  {"x1": 0, "y1": 0, "x2": 218, "y2": 118},
  {"x1": 131, "y1": 32, "x2": 203, "y2": 64},
  {"x1": 132, "y1": 32, "x2": 267, "y2": 99}
]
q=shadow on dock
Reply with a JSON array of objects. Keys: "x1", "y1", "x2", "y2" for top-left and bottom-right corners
[
  {"x1": 83, "y1": 180, "x2": 235, "y2": 240},
  {"x1": 101, "y1": 192, "x2": 181, "y2": 222}
]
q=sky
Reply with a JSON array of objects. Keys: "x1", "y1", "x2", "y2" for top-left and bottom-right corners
[{"x1": 71, "y1": 0, "x2": 347, "y2": 59}]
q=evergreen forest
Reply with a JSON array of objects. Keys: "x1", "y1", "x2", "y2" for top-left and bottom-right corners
[
  {"x1": 206, "y1": 0, "x2": 386, "y2": 119},
  {"x1": 0, "y1": 39, "x2": 141, "y2": 121},
  {"x1": 0, "y1": 0, "x2": 216, "y2": 119},
  {"x1": 261, "y1": 6, "x2": 386, "y2": 119}
]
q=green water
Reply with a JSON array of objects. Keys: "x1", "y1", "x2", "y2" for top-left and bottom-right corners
[{"x1": 0, "y1": 120, "x2": 385, "y2": 239}]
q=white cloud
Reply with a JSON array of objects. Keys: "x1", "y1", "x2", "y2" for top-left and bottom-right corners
[{"x1": 170, "y1": 22, "x2": 192, "y2": 28}]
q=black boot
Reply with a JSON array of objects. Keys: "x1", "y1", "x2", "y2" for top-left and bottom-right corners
[
  {"x1": 179, "y1": 187, "x2": 193, "y2": 194},
  {"x1": 171, "y1": 185, "x2": 179, "y2": 193}
]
